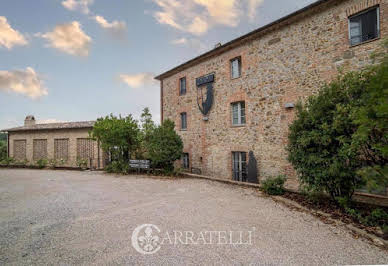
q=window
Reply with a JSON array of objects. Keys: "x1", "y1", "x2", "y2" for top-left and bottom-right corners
[
  {"x1": 54, "y1": 139, "x2": 69, "y2": 161},
  {"x1": 231, "y1": 102, "x2": 246, "y2": 126},
  {"x1": 232, "y1": 152, "x2": 247, "y2": 182},
  {"x1": 13, "y1": 140, "x2": 26, "y2": 161},
  {"x1": 181, "y1": 112, "x2": 187, "y2": 130},
  {"x1": 179, "y1": 77, "x2": 186, "y2": 95},
  {"x1": 230, "y1": 57, "x2": 241, "y2": 79},
  {"x1": 349, "y1": 7, "x2": 379, "y2": 46},
  {"x1": 33, "y1": 139, "x2": 47, "y2": 160},
  {"x1": 182, "y1": 153, "x2": 189, "y2": 169},
  {"x1": 77, "y1": 138, "x2": 94, "y2": 159}
]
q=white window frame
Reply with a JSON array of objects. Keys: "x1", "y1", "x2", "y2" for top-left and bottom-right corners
[
  {"x1": 348, "y1": 6, "x2": 380, "y2": 46},
  {"x1": 180, "y1": 112, "x2": 187, "y2": 130},
  {"x1": 179, "y1": 77, "x2": 186, "y2": 95},
  {"x1": 230, "y1": 57, "x2": 241, "y2": 79},
  {"x1": 232, "y1": 151, "x2": 247, "y2": 182},
  {"x1": 231, "y1": 102, "x2": 246, "y2": 126},
  {"x1": 182, "y1": 153, "x2": 189, "y2": 169}
]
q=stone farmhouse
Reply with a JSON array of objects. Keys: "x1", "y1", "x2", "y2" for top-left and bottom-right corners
[
  {"x1": 155, "y1": 0, "x2": 387, "y2": 194},
  {"x1": 2, "y1": 116, "x2": 105, "y2": 169}
]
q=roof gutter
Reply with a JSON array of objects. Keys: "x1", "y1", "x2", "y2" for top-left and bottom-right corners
[{"x1": 154, "y1": 0, "x2": 333, "y2": 80}]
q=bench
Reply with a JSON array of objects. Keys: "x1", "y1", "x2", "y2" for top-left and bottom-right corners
[{"x1": 129, "y1": 160, "x2": 151, "y2": 173}]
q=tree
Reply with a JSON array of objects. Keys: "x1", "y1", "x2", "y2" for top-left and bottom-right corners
[
  {"x1": 0, "y1": 140, "x2": 7, "y2": 161},
  {"x1": 140, "y1": 107, "x2": 155, "y2": 137},
  {"x1": 137, "y1": 108, "x2": 156, "y2": 159},
  {"x1": 90, "y1": 114, "x2": 140, "y2": 162},
  {"x1": 147, "y1": 119, "x2": 183, "y2": 171},
  {"x1": 287, "y1": 40, "x2": 388, "y2": 200},
  {"x1": 0, "y1": 133, "x2": 7, "y2": 161}
]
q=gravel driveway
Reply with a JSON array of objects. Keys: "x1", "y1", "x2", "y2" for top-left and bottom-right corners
[{"x1": 0, "y1": 169, "x2": 386, "y2": 265}]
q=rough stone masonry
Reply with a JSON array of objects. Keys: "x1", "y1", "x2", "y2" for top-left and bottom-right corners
[{"x1": 156, "y1": 0, "x2": 387, "y2": 191}]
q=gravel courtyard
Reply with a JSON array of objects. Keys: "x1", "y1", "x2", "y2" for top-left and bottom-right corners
[{"x1": 0, "y1": 169, "x2": 386, "y2": 265}]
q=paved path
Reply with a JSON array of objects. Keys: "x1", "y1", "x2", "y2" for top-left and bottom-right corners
[{"x1": 0, "y1": 169, "x2": 386, "y2": 265}]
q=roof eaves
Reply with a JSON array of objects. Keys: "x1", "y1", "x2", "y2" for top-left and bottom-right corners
[{"x1": 154, "y1": 0, "x2": 333, "y2": 80}]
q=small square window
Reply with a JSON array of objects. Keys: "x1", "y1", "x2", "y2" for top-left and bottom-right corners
[
  {"x1": 230, "y1": 57, "x2": 241, "y2": 79},
  {"x1": 232, "y1": 152, "x2": 247, "y2": 182},
  {"x1": 182, "y1": 153, "x2": 189, "y2": 169},
  {"x1": 180, "y1": 112, "x2": 187, "y2": 130},
  {"x1": 179, "y1": 77, "x2": 187, "y2": 95},
  {"x1": 231, "y1": 102, "x2": 246, "y2": 126},
  {"x1": 349, "y1": 7, "x2": 379, "y2": 46}
]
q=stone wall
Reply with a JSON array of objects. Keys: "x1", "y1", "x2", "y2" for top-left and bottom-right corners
[
  {"x1": 8, "y1": 128, "x2": 105, "y2": 169},
  {"x1": 160, "y1": 0, "x2": 387, "y2": 191}
]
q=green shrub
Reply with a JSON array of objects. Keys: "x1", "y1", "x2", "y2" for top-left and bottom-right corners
[
  {"x1": 261, "y1": 175, "x2": 286, "y2": 195},
  {"x1": 36, "y1": 159, "x2": 48, "y2": 169},
  {"x1": 366, "y1": 208, "x2": 388, "y2": 226},
  {"x1": 48, "y1": 159, "x2": 57, "y2": 169},
  {"x1": 147, "y1": 120, "x2": 183, "y2": 172},
  {"x1": 337, "y1": 196, "x2": 387, "y2": 227},
  {"x1": 287, "y1": 40, "x2": 388, "y2": 201},
  {"x1": 382, "y1": 225, "x2": 388, "y2": 234},
  {"x1": 105, "y1": 160, "x2": 128, "y2": 174},
  {"x1": 90, "y1": 114, "x2": 140, "y2": 163},
  {"x1": 0, "y1": 139, "x2": 7, "y2": 161},
  {"x1": 0, "y1": 157, "x2": 14, "y2": 166},
  {"x1": 77, "y1": 158, "x2": 88, "y2": 169}
]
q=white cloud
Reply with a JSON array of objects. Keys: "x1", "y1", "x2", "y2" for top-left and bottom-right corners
[
  {"x1": 151, "y1": 0, "x2": 263, "y2": 35},
  {"x1": 248, "y1": 0, "x2": 264, "y2": 21},
  {"x1": 119, "y1": 73, "x2": 158, "y2": 88},
  {"x1": 37, "y1": 21, "x2": 92, "y2": 57},
  {"x1": 0, "y1": 16, "x2": 28, "y2": 49},
  {"x1": 171, "y1": 38, "x2": 187, "y2": 45},
  {"x1": 171, "y1": 37, "x2": 207, "y2": 53},
  {"x1": 194, "y1": 0, "x2": 239, "y2": 27},
  {"x1": 94, "y1": 15, "x2": 127, "y2": 38},
  {"x1": 187, "y1": 17, "x2": 209, "y2": 35},
  {"x1": 0, "y1": 67, "x2": 47, "y2": 99},
  {"x1": 62, "y1": 0, "x2": 93, "y2": 14}
]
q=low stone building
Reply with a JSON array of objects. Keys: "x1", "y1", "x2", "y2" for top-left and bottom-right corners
[
  {"x1": 2, "y1": 116, "x2": 105, "y2": 169},
  {"x1": 155, "y1": 0, "x2": 387, "y2": 196}
]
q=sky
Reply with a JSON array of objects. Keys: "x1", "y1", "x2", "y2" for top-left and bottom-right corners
[{"x1": 0, "y1": 0, "x2": 316, "y2": 129}]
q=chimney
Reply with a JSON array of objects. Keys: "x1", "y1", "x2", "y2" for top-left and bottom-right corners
[{"x1": 24, "y1": 115, "x2": 36, "y2": 126}]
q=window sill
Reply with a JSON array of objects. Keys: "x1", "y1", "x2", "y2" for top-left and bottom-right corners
[
  {"x1": 231, "y1": 124, "x2": 246, "y2": 128},
  {"x1": 180, "y1": 129, "x2": 187, "y2": 131},
  {"x1": 231, "y1": 76, "x2": 241, "y2": 80},
  {"x1": 349, "y1": 36, "x2": 380, "y2": 48}
]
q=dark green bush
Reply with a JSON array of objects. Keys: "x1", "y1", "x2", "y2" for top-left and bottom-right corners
[
  {"x1": 337, "y1": 196, "x2": 388, "y2": 228},
  {"x1": 0, "y1": 139, "x2": 7, "y2": 161},
  {"x1": 147, "y1": 119, "x2": 183, "y2": 172},
  {"x1": 76, "y1": 158, "x2": 88, "y2": 169},
  {"x1": 36, "y1": 159, "x2": 48, "y2": 169},
  {"x1": 0, "y1": 157, "x2": 14, "y2": 166},
  {"x1": 261, "y1": 175, "x2": 286, "y2": 195},
  {"x1": 287, "y1": 40, "x2": 388, "y2": 201},
  {"x1": 105, "y1": 160, "x2": 128, "y2": 174},
  {"x1": 366, "y1": 208, "x2": 388, "y2": 227}
]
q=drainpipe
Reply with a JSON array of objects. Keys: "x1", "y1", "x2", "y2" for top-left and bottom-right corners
[
  {"x1": 160, "y1": 80, "x2": 164, "y2": 123},
  {"x1": 97, "y1": 140, "x2": 100, "y2": 169},
  {"x1": 7, "y1": 132, "x2": 9, "y2": 158}
]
